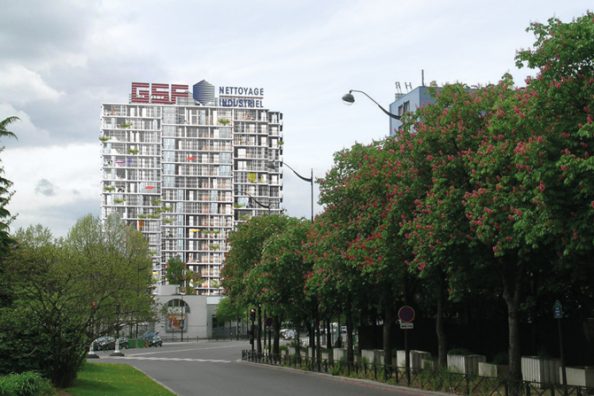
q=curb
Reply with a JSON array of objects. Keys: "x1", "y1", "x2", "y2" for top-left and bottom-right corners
[
  {"x1": 130, "y1": 365, "x2": 179, "y2": 395},
  {"x1": 238, "y1": 360, "x2": 453, "y2": 396}
]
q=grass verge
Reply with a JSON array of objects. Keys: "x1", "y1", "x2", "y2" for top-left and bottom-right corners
[{"x1": 65, "y1": 363, "x2": 175, "y2": 396}]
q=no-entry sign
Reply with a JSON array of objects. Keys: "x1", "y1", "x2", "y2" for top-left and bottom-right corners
[{"x1": 398, "y1": 305, "x2": 415, "y2": 323}]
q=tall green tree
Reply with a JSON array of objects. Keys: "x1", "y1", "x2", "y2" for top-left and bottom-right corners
[
  {"x1": 0, "y1": 215, "x2": 155, "y2": 387},
  {"x1": 221, "y1": 214, "x2": 294, "y2": 354},
  {"x1": 250, "y1": 218, "x2": 311, "y2": 357},
  {"x1": 166, "y1": 256, "x2": 201, "y2": 295},
  {"x1": 0, "y1": 116, "x2": 18, "y2": 307}
]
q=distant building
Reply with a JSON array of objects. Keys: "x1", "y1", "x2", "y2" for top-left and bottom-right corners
[
  {"x1": 389, "y1": 85, "x2": 436, "y2": 136},
  {"x1": 152, "y1": 285, "x2": 220, "y2": 340},
  {"x1": 100, "y1": 80, "x2": 284, "y2": 295}
]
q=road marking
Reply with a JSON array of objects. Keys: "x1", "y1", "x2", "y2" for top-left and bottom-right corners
[
  {"x1": 108, "y1": 356, "x2": 231, "y2": 363},
  {"x1": 127, "y1": 344, "x2": 244, "y2": 357}
]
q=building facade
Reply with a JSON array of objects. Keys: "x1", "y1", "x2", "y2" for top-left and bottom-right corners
[
  {"x1": 100, "y1": 80, "x2": 283, "y2": 295},
  {"x1": 389, "y1": 85, "x2": 436, "y2": 136}
]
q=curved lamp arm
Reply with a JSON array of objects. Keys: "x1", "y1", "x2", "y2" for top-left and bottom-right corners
[
  {"x1": 343, "y1": 89, "x2": 401, "y2": 120},
  {"x1": 282, "y1": 162, "x2": 313, "y2": 182}
]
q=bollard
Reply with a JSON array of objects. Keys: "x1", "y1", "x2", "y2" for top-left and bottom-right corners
[
  {"x1": 110, "y1": 338, "x2": 125, "y2": 357},
  {"x1": 87, "y1": 341, "x2": 99, "y2": 359}
]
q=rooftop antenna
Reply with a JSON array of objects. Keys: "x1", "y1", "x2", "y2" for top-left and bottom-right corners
[{"x1": 422, "y1": 69, "x2": 425, "y2": 87}]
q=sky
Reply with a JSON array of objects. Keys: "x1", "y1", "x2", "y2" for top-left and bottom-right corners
[{"x1": 0, "y1": 0, "x2": 589, "y2": 237}]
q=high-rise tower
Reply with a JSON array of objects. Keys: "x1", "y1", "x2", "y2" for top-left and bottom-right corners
[{"x1": 100, "y1": 81, "x2": 283, "y2": 295}]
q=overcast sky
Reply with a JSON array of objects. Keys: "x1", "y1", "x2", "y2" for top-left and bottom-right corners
[{"x1": 0, "y1": 0, "x2": 588, "y2": 237}]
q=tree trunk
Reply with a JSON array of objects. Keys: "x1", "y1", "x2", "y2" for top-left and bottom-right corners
[
  {"x1": 326, "y1": 319, "x2": 333, "y2": 363},
  {"x1": 256, "y1": 305, "x2": 262, "y2": 356},
  {"x1": 502, "y1": 261, "x2": 523, "y2": 392},
  {"x1": 273, "y1": 315, "x2": 280, "y2": 361},
  {"x1": 346, "y1": 306, "x2": 354, "y2": 366},
  {"x1": 436, "y1": 274, "x2": 447, "y2": 368},
  {"x1": 295, "y1": 327, "x2": 301, "y2": 358},
  {"x1": 383, "y1": 295, "x2": 394, "y2": 371},
  {"x1": 307, "y1": 319, "x2": 315, "y2": 362},
  {"x1": 315, "y1": 305, "x2": 321, "y2": 369}
]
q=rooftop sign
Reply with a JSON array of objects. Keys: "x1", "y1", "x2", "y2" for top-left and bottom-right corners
[{"x1": 130, "y1": 81, "x2": 265, "y2": 108}]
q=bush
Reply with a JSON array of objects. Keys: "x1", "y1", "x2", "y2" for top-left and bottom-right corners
[{"x1": 0, "y1": 371, "x2": 55, "y2": 396}]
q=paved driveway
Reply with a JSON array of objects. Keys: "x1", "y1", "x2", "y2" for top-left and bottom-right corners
[{"x1": 94, "y1": 340, "x2": 439, "y2": 396}]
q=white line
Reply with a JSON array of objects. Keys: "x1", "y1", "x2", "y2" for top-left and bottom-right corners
[{"x1": 113, "y1": 356, "x2": 232, "y2": 363}]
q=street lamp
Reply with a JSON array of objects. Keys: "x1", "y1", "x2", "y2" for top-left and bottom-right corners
[
  {"x1": 342, "y1": 89, "x2": 401, "y2": 120},
  {"x1": 270, "y1": 161, "x2": 314, "y2": 222},
  {"x1": 180, "y1": 290, "x2": 185, "y2": 342},
  {"x1": 246, "y1": 193, "x2": 271, "y2": 215}
]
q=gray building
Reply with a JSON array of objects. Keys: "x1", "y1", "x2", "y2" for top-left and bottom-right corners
[{"x1": 389, "y1": 85, "x2": 436, "y2": 136}]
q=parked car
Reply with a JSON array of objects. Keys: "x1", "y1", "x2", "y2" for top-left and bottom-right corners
[
  {"x1": 92, "y1": 335, "x2": 128, "y2": 351},
  {"x1": 93, "y1": 336, "x2": 115, "y2": 351},
  {"x1": 280, "y1": 329, "x2": 295, "y2": 340},
  {"x1": 117, "y1": 336, "x2": 129, "y2": 349},
  {"x1": 142, "y1": 331, "x2": 162, "y2": 347}
]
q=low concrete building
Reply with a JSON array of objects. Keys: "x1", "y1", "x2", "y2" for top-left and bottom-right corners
[{"x1": 153, "y1": 285, "x2": 221, "y2": 340}]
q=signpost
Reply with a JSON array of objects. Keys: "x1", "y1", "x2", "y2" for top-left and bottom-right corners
[
  {"x1": 554, "y1": 300, "x2": 567, "y2": 395},
  {"x1": 398, "y1": 305, "x2": 415, "y2": 386}
]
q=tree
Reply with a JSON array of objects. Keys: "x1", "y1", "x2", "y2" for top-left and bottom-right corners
[
  {"x1": 0, "y1": 215, "x2": 155, "y2": 387},
  {"x1": 166, "y1": 256, "x2": 200, "y2": 295},
  {"x1": 0, "y1": 116, "x2": 18, "y2": 307},
  {"x1": 221, "y1": 214, "x2": 294, "y2": 355},
  {"x1": 249, "y1": 218, "x2": 311, "y2": 357}
]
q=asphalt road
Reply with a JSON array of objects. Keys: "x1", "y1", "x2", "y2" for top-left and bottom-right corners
[{"x1": 93, "y1": 340, "x2": 438, "y2": 396}]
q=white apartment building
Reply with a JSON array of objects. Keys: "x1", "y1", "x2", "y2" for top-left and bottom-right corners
[{"x1": 100, "y1": 80, "x2": 283, "y2": 295}]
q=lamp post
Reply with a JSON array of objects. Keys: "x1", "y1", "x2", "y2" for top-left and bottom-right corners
[
  {"x1": 342, "y1": 90, "x2": 401, "y2": 120},
  {"x1": 180, "y1": 290, "x2": 185, "y2": 342},
  {"x1": 270, "y1": 161, "x2": 314, "y2": 222},
  {"x1": 246, "y1": 193, "x2": 271, "y2": 215}
]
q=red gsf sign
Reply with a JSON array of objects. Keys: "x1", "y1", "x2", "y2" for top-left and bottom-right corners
[{"x1": 131, "y1": 82, "x2": 189, "y2": 104}]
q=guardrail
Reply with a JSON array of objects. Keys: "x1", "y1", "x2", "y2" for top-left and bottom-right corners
[{"x1": 241, "y1": 351, "x2": 594, "y2": 396}]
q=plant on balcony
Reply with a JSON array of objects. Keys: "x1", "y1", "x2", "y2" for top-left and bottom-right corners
[
  {"x1": 161, "y1": 206, "x2": 173, "y2": 212},
  {"x1": 218, "y1": 118, "x2": 230, "y2": 126},
  {"x1": 151, "y1": 198, "x2": 161, "y2": 206},
  {"x1": 103, "y1": 185, "x2": 115, "y2": 192},
  {"x1": 113, "y1": 198, "x2": 125, "y2": 204},
  {"x1": 247, "y1": 172, "x2": 257, "y2": 183},
  {"x1": 99, "y1": 135, "x2": 110, "y2": 143},
  {"x1": 210, "y1": 244, "x2": 220, "y2": 250},
  {"x1": 162, "y1": 217, "x2": 173, "y2": 224},
  {"x1": 233, "y1": 203, "x2": 245, "y2": 208},
  {"x1": 120, "y1": 122, "x2": 132, "y2": 129},
  {"x1": 128, "y1": 148, "x2": 139, "y2": 155},
  {"x1": 138, "y1": 214, "x2": 147, "y2": 219}
]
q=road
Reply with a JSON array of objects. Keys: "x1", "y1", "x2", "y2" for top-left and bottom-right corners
[{"x1": 94, "y1": 340, "x2": 436, "y2": 396}]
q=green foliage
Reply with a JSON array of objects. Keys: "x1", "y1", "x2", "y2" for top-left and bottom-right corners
[
  {"x1": 221, "y1": 215, "x2": 294, "y2": 306},
  {"x1": 0, "y1": 371, "x2": 55, "y2": 396},
  {"x1": 165, "y1": 256, "x2": 200, "y2": 295},
  {"x1": 215, "y1": 297, "x2": 243, "y2": 323},
  {"x1": 0, "y1": 117, "x2": 18, "y2": 307},
  {"x1": 0, "y1": 216, "x2": 154, "y2": 388}
]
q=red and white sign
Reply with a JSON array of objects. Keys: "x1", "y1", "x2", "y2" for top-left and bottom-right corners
[{"x1": 131, "y1": 82, "x2": 189, "y2": 104}]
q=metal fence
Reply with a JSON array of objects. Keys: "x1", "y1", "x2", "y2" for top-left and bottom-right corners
[{"x1": 241, "y1": 351, "x2": 594, "y2": 396}]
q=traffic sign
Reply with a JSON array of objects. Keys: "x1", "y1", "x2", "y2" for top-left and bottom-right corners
[
  {"x1": 400, "y1": 321, "x2": 414, "y2": 330},
  {"x1": 398, "y1": 305, "x2": 416, "y2": 323}
]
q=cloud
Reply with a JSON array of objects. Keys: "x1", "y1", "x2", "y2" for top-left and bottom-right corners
[
  {"x1": 34, "y1": 179, "x2": 57, "y2": 196},
  {"x1": 3, "y1": 143, "x2": 100, "y2": 237},
  {"x1": 0, "y1": 65, "x2": 63, "y2": 105}
]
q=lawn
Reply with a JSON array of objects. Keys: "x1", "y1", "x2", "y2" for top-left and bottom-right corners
[{"x1": 65, "y1": 362, "x2": 175, "y2": 396}]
